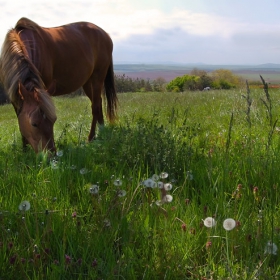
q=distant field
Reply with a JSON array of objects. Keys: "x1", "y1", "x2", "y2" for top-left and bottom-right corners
[{"x1": 114, "y1": 63, "x2": 280, "y2": 84}]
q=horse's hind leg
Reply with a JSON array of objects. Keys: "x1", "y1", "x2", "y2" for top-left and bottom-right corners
[{"x1": 83, "y1": 79, "x2": 104, "y2": 141}]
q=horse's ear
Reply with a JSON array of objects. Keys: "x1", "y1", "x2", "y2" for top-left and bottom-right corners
[
  {"x1": 18, "y1": 82, "x2": 29, "y2": 100},
  {"x1": 47, "y1": 80, "x2": 56, "y2": 95}
]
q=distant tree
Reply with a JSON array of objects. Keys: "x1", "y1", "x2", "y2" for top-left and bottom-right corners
[
  {"x1": 166, "y1": 75, "x2": 201, "y2": 92},
  {"x1": 183, "y1": 75, "x2": 200, "y2": 91},
  {"x1": 189, "y1": 68, "x2": 213, "y2": 90},
  {"x1": 190, "y1": 68, "x2": 208, "y2": 77},
  {"x1": 153, "y1": 77, "x2": 166, "y2": 92},
  {"x1": 210, "y1": 69, "x2": 243, "y2": 89},
  {"x1": 145, "y1": 79, "x2": 153, "y2": 92},
  {"x1": 166, "y1": 75, "x2": 187, "y2": 92}
]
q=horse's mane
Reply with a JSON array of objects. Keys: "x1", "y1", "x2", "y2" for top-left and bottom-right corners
[{"x1": 0, "y1": 18, "x2": 56, "y2": 123}]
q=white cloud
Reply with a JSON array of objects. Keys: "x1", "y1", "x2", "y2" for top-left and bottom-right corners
[{"x1": 1, "y1": 0, "x2": 280, "y2": 64}]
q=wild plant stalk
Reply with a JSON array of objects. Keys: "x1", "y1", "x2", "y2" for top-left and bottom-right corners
[
  {"x1": 260, "y1": 75, "x2": 278, "y2": 149},
  {"x1": 242, "y1": 80, "x2": 252, "y2": 129},
  {"x1": 260, "y1": 75, "x2": 273, "y2": 127},
  {"x1": 259, "y1": 75, "x2": 278, "y2": 262},
  {"x1": 225, "y1": 112, "x2": 234, "y2": 154}
]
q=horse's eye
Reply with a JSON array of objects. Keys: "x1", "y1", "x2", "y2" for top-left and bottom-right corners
[{"x1": 31, "y1": 123, "x2": 38, "y2": 128}]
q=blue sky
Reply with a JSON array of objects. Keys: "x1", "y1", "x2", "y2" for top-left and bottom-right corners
[{"x1": 1, "y1": 0, "x2": 280, "y2": 65}]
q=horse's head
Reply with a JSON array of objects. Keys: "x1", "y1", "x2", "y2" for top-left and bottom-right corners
[{"x1": 17, "y1": 82, "x2": 57, "y2": 153}]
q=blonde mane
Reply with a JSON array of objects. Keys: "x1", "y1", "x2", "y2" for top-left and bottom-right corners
[{"x1": 0, "y1": 28, "x2": 56, "y2": 122}]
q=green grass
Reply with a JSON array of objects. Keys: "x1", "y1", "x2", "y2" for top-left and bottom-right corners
[{"x1": 1, "y1": 87, "x2": 280, "y2": 279}]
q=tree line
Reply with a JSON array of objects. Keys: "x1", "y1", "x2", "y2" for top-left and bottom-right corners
[
  {"x1": 0, "y1": 68, "x2": 250, "y2": 104},
  {"x1": 114, "y1": 74, "x2": 166, "y2": 93},
  {"x1": 114, "y1": 68, "x2": 245, "y2": 93}
]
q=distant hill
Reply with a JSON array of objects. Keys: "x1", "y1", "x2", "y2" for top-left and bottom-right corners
[{"x1": 114, "y1": 63, "x2": 280, "y2": 83}]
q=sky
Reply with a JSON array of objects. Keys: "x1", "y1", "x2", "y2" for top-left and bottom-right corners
[{"x1": 1, "y1": 0, "x2": 280, "y2": 65}]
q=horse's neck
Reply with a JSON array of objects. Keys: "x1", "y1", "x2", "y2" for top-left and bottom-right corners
[{"x1": 19, "y1": 29, "x2": 39, "y2": 66}]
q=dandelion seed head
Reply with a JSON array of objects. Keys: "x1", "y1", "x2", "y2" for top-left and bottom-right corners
[
  {"x1": 114, "y1": 179, "x2": 122, "y2": 186},
  {"x1": 163, "y1": 194, "x2": 173, "y2": 203},
  {"x1": 157, "y1": 181, "x2": 164, "y2": 189},
  {"x1": 155, "y1": 200, "x2": 163, "y2": 206},
  {"x1": 56, "y1": 150, "x2": 63, "y2": 157},
  {"x1": 143, "y1": 178, "x2": 156, "y2": 188},
  {"x1": 164, "y1": 183, "x2": 172, "y2": 191},
  {"x1": 160, "y1": 172, "x2": 168, "y2": 179},
  {"x1": 223, "y1": 218, "x2": 236, "y2": 231},
  {"x1": 203, "y1": 217, "x2": 216, "y2": 228},
  {"x1": 50, "y1": 160, "x2": 59, "y2": 170},
  {"x1": 117, "y1": 190, "x2": 127, "y2": 197},
  {"x1": 19, "y1": 201, "x2": 31, "y2": 211},
  {"x1": 104, "y1": 219, "x2": 111, "y2": 227},
  {"x1": 151, "y1": 174, "x2": 159, "y2": 181},
  {"x1": 89, "y1": 185, "x2": 99, "y2": 194},
  {"x1": 264, "y1": 241, "x2": 278, "y2": 255},
  {"x1": 80, "y1": 168, "x2": 89, "y2": 174},
  {"x1": 187, "y1": 171, "x2": 193, "y2": 180}
]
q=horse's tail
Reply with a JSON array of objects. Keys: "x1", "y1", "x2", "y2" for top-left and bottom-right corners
[{"x1": 104, "y1": 60, "x2": 118, "y2": 122}]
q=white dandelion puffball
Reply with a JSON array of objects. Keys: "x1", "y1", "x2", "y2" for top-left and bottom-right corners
[
  {"x1": 160, "y1": 172, "x2": 168, "y2": 179},
  {"x1": 164, "y1": 183, "x2": 172, "y2": 191},
  {"x1": 264, "y1": 241, "x2": 278, "y2": 255},
  {"x1": 51, "y1": 160, "x2": 59, "y2": 170},
  {"x1": 19, "y1": 201, "x2": 31, "y2": 211},
  {"x1": 143, "y1": 178, "x2": 156, "y2": 188},
  {"x1": 162, "y1": 194, "x2": 173, "y2": 203},
  {"x1": 89, "y1": 185, "x2": 99, "y2": 194},
  {"x1": 223, "y1": 218, "x2": 236, "y2": 231},
  {"x1": 113, "y1": 179, "x2": 122, "y2": 186},
  {"x1": 187, "y1": 171, "x2": 194, "y2": 180},
  {"x1": 80, "y1": 168, "x2": 89, "y2": 174},
  {"x1": 56, "y1": 150, "x2": 63, "y2": 157},
  {"x1": 151, "y1": 174, "x2": 159, "y2": 181},
  {"x1": 203, "y1": 217, "x2": 216, "y2": 228},
  {"x1": 118, "y1": 190, "x2": 127, "y2": 197},
  {"x1": 157, "y1": 181, "x2": 164, "y2": 189},
  {"x1": 104, "y1": 219, "x2": 111, "y2": 227}
]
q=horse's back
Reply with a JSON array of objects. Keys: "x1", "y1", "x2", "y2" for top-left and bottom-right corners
[{"x1": 15, "y1": 18, "x2": 113, "y2": 95}]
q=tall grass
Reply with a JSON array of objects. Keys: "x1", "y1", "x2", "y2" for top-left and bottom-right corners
[{"x1": 1, "y1": 86, "x2": 280, "y2": 279}]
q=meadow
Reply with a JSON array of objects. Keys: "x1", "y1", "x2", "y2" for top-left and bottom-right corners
[{"x1": 1, "y1": 83, "x2": 280, "y2": 279}]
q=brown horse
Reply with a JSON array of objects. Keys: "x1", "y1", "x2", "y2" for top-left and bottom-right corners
[{"x1": 0, "y1": 17, "x2": 117, "y2": 153}]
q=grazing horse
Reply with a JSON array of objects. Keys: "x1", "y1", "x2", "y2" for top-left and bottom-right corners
[{"x1": 0, "y1": 17, "x2": 117, "y2": 153}]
